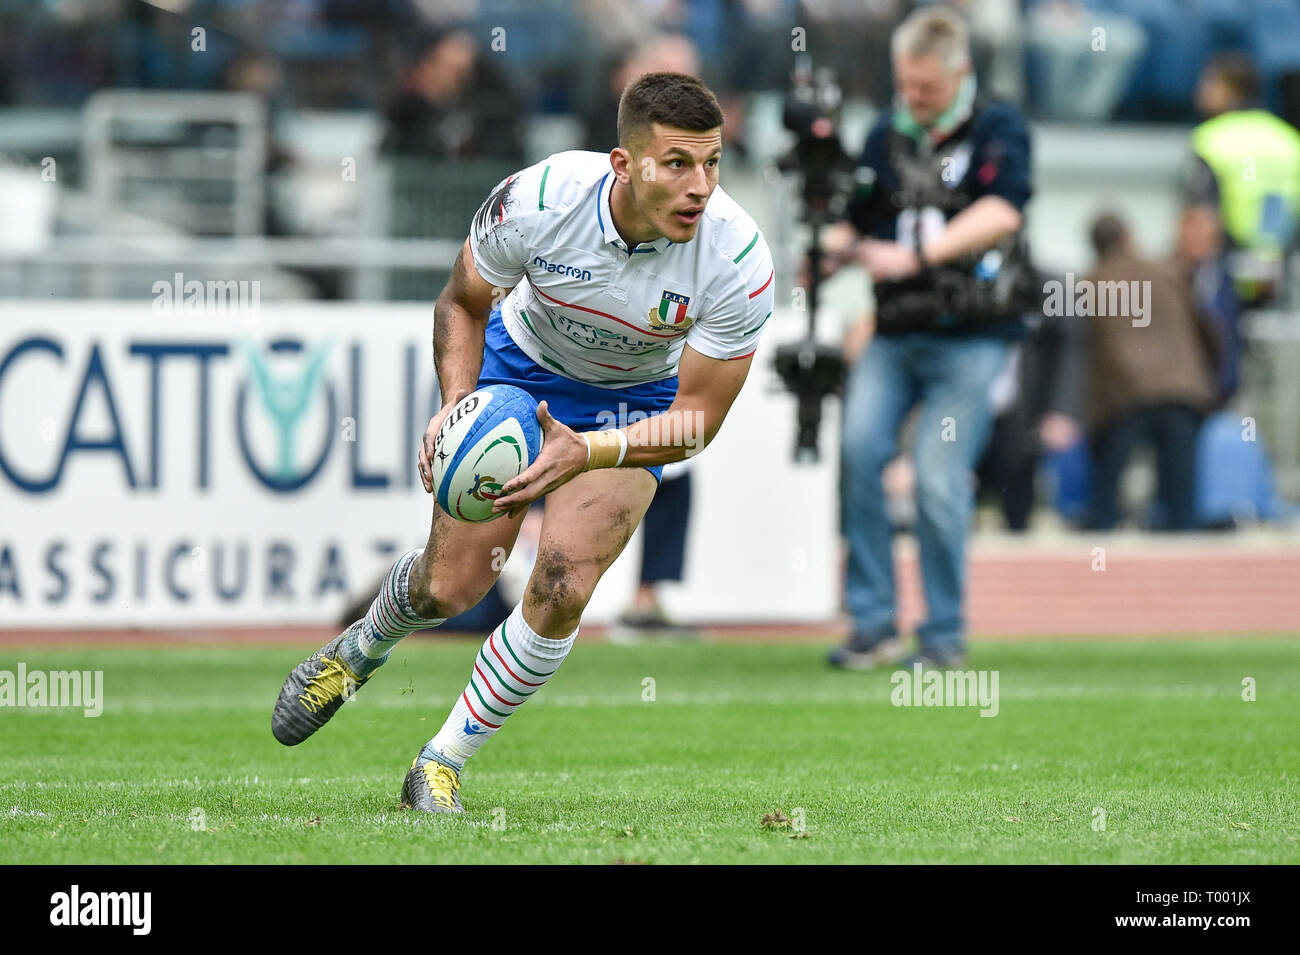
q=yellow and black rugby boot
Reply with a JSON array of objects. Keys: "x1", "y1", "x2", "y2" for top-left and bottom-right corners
[
  {"x1": 399, "y1": 757, "x2": 464, "y2": 814},
  {"x1": 272, "y1": 623, "x2": 371, "y2": 745}
]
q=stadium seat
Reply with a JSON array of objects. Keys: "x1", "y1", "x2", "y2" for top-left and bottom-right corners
[
  {"x1": 1196, "y1": 409, "x2": 1285, "y2": 524},
  {"x1": 1200, "y1": 0, "x2": 1251, "y2": 52},
  {"x1": 1106, "y1": 0, "x2": 1212, "y2": 120},
  {"x1": 1251, "y1": 0, "x2": 1300, "y2": 114}
]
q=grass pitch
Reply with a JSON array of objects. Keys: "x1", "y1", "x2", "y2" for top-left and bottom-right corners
[{"x1": 1, "y1": 637, "x2": 1297, "y2": 864}]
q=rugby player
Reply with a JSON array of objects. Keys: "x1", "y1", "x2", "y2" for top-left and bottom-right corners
[{"x1": 271, "y1": 72, "x2": 774, "y2": 813}]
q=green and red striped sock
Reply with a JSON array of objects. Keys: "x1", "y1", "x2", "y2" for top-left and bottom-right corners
[
  {"x1": 340, "y1": 548, "x2": 445, "y2": 676},
  {"x1": 422, "y1": 602, "x2": 576, "y2": 770}
]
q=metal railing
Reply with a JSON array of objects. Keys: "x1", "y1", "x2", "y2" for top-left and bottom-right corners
[
  {"x1": 0, "y1": 236, "x2": 461, "y2": 301},
  {"x1": 84, "y1": 91, "x2": 267, "y2": 238}
]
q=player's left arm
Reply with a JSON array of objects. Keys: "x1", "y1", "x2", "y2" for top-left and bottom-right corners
[
  {"x1": 489, "y1": 346, "x2": 752, "y2": 516},
  {"x1": 491, "y1": 229, "x2": 773, "y2": 516},
  {"x1": 620, "y1": 344, "x2": 752, "y2": 466}
]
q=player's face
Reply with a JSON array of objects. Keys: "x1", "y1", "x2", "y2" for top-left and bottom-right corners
[
  {"x1": 629, "y1": 124, "x2": 722, "y2": 243},
  {"x1": 893, "y1": 52, "x2": 965, "y2": 126}
]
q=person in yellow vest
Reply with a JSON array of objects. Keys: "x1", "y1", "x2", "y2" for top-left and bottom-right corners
[{"x1": 1186, "y1": 53, "x2": 1300, "y2": 305}]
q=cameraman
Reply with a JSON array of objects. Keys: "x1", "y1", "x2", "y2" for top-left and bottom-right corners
[{"x1": 824, "y1": 6, "x2": 1033, "y2": 670}]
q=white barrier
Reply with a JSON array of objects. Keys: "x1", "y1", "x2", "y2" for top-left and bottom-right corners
[{"x1": 0, "y1": 301, "x2": 838, "y2": 627}]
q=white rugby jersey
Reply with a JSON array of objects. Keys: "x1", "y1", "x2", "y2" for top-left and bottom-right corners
[{"x1": 467, "y1": 150, "x2": 775, "y2": 388}]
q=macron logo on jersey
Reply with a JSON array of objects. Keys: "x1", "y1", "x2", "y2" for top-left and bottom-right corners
[{"x1": 532, "y1": 255, "x2": 592, "y2": 282}]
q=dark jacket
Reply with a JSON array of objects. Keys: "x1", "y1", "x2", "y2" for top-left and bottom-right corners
[{"x1": 845, "y1": 98, "x2": 1034, "y2": 338}]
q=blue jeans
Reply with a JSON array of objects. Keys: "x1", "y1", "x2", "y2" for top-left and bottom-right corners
[{"x1": 840, "y1": 333, "x2": 1012, "y2": 655}]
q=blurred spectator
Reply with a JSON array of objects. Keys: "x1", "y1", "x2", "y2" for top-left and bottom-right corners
[
  {"x1": 579, "y1": 0, "x2": 728, "y2": 82},
  {"x1": 718, "y1": 0, "x2": 800, "y2": 94},
  {"x1": 975, "y1": 311, "x2": 1083, "y2": 532},
  {"x1": 1175, "y1": 203, "x2": 1241, "y2": 408},
  {"x1": 223, "y1": 47, "x2": 352, "y2": 297},
  {"x1": 582, "y1": 33, "x2": 701, "y2": 152},
  {"x1": 579, "y1": 0, "x2": 683, "y2": 54},
  {"x1": 410, "y1": 0, "x2": 480, "y2": 30},
  {"x1": 949, "y1": 0, "x2": 1025, "y2": 104},
  {"x1": 1188, "y1": 52, "x2": 1300, "y2": 305},
  {"x1": 582, "y1": 31, "x2": 753, "y2": 161},
  {"x1": 824, "y1": 6, "x2": 1032, "y2": 669},
  {"x1": 1079, "y1": 213, "x2": 1219, "y2": 532},
  {"x1": 1024, "y1": 0, "x2": 1145, "y2": 121},
  {"x1": 850, "y1": 304, "x2": 1084, "y2": 535},
  {"x1": 0, "y1": 0, "x2": 121, "y2": 105},
  {"x1": 223, "y1": 50, "x2": 297, "y2": 232},
  {"x1": 799, "y1": 0, "x2": 904, "y2": 108},
  {"x1": 379, "y1": 28, "x2": 524, "y2": 162}
]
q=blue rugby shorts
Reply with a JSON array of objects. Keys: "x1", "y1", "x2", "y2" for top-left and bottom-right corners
[{"x1": 475, "y1": 304, "x2": 679, "y2": 483}]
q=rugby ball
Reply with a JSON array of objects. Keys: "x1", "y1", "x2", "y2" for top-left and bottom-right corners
[{"x1": 432, "y1": 384, "x2": 543, "y2": 522}]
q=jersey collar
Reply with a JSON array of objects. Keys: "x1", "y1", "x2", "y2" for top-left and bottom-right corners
[{"x1": 596, "y1": 172, "x2": 673, "y2": 254}]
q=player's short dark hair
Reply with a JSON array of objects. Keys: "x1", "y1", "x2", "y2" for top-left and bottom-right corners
[{"x1": 617, "y1": 72, "x2": 724, "y2": 152}]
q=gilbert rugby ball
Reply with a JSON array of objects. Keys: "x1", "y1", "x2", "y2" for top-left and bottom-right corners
[{"x1": 432, "y1": 384, "x2": 543, "y2": 522}]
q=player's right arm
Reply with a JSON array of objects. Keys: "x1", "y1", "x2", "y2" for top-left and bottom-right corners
[
  {"x1": 432, "y1": 239, "x2": 502, "y2": 403},
  {"x1": 419, "y1": 168, "x2": 537, "y2": 493},
  {"x1": 419, "y1": 240, "x2": 506, "y2": 493}
]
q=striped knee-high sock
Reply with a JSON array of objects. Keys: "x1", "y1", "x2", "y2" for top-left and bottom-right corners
[
  {"x1": 340, "y1": 548, "x2": 446, "y2": 676},
  {"x1": 421, "y1": 602, "x2": 576, "y2": 770}
]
